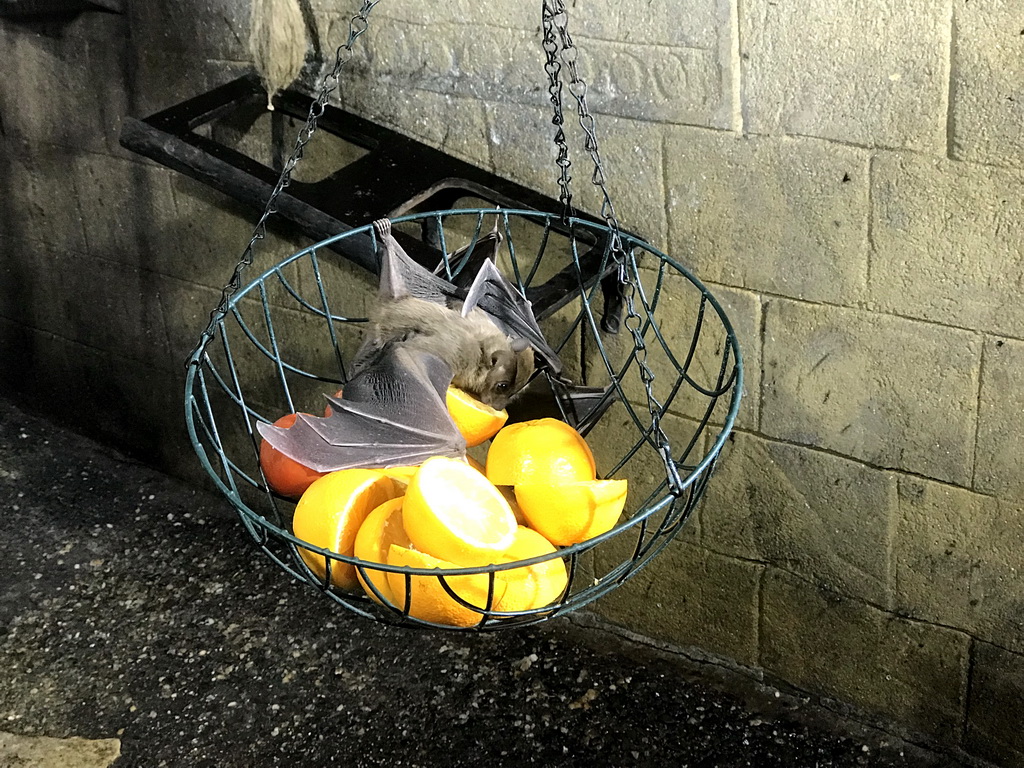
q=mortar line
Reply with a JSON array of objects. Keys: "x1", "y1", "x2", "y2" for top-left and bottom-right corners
[
  {"x1": 754, "y1": 557, "x2": 765, "y2": 668},
  {"x1": 969, "y1": 336, "x2": 987, "y2": 490},
  {"x1": 960, "y1": 637, "x2": 975, "y2": 745},
  {"x1": 354, "y1": 13, "x2": 715, "y2": 53},
  {"x1": 865, "y1": 153, "x2": 875, "y2": 291},
  {"x1": 482, "y1": 102, "x2": 496, "y2": 173},
  {"x1": 883, "y1": 469, "x2": 898, "y2": 613},
  {"x1": 0, "y1": 316, "x2": 179, "y2": 374},
  {"x1": 944, "y1": 1, "x2": 958, "y2": 160},
  {"x1": 731, "y1": 0, "x2": 744, "y2": 134},
  {"x1": 628, "y1": 389, "x2": 990, "y2": 496},
  {"x1": 730, "y1": 557, "x2": 989, "y2": 647},
  {"x1": 702, "y1": 548, "x2": 891, "y2": 611},
  {"x1": 660, "y1": 128, "x2": 671, "y2": 252},
  {"x1": 704, "y1": 540, "x2": 1024, "y2": 663},
  {"x1": 700, "y1": 281, "x2": 1023, "y2": 346},
  {"x1": 753, "y1": 290, "x2": 770, "y2": 434},
  {"x1": 704, "y1": 422, "x2": 1001, "y2": 498}
]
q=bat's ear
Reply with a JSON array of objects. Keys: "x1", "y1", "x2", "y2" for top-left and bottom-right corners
[{"x1": 512, "y1": 346, "x2": 536, "y2": 392}]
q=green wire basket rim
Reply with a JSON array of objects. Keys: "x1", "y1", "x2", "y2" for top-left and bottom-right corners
[{"x1": 184, "y1": 207, "x2": 743, "y2": 574}]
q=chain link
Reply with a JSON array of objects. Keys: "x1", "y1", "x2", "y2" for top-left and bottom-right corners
[
  {"x1": 188, "y1": 0, "x2": 380, "y2": 366},
  {"x1": 540, "y1": 0, "x2": 682, "y2": 494}
]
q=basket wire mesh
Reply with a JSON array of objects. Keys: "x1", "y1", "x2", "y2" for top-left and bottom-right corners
[{"x1": 185, "y1": 207, "x2": 742, "y2": 630}]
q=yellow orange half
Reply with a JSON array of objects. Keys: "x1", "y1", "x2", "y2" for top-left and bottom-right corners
[
  {"x1": 515, "y1": 479, "x2": 628, "y2": 546},
  {"x1": 352, "y1": 496, "x2": 409, "y2": 606},
  {"x1": 402, "y1": 456, "x2": 518, "y2": 565},
  {"x1": 494, "y1": 527, "x2": 568, "y2": 613},
  {"x1": 293, "y1": 469, "x2": 401, "y2": 590},
  {"x1": 446, "y1": 387, "x2": 508, "y2": 447},
  {"x1": 386, "y1": 544, "x2": 506, "y2": 627},
  {"x1": 485, "y1": 418, "x2": 596, "y2": 486}
]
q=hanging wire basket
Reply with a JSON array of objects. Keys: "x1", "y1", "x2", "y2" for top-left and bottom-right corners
[{"x1": 185, "y1": 207, "x2": 742, "y2": 630}]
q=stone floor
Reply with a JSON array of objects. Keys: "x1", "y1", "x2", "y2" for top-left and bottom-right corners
[{"x1": 0, "y1": 396, "x2": 980, "y2": 767}]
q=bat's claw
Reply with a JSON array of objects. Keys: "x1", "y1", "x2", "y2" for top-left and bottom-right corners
[{"x1": 372, "y1": 217, "x2": 392, "y2": 243}]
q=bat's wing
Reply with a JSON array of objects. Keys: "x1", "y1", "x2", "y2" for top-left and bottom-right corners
[
  {"x1": 256, "y1": 346, "x2": 466, "y2": 473},
  {"x1": 462, "y1": 259, "x2": 564, "y2": 376},
  {"x1": 374, "y1": 218, "x2": 456, "y2": 305},
  {"x1": 446, "y1": 220, "x2": 502, "y2": 290}
]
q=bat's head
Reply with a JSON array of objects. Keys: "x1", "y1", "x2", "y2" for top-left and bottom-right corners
[{"x1": 477, "y1": 343, "x2": 535, "y2": 410}]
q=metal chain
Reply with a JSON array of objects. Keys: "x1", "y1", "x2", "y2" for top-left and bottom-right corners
[
  {"x1": 540, "y1": 0, "x2": 682, "y2": 494},
  {"x1": 188, "y1": 0, "x2": 381, "y2": 366},
  {"x1": 540, "y1": 4, "x2": 574, "y2": 222}
]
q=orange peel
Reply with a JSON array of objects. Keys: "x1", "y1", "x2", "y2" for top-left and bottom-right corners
[
  {"x1": 292, "y1": 469, "x2": 400, "y2": 590},
  {"x1": 485, "y1": 418, "x2": 596, "y2": 487},
  {"x1": 386, "y1": 544, "x2": 505, "y2": 627},
  {"x1": 515, "y1": 478, "x2": 627, "y2": 546},
  {"x1": 446, "y1": 387, "x2": 508, "y2": 447}
]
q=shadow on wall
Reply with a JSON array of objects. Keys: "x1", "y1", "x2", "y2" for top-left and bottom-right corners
[{"x1": 0, "y1": 13, "x2": 250, "y2": 477}]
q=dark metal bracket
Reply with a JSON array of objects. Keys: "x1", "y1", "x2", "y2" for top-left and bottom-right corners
[{"x1": 118, "y1": 74, "x2": 626, "y2": 327}]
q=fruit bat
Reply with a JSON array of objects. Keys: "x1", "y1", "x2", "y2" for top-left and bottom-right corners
[{"x1": 256, "y1": 218, "x2": 564, "y2": 473}]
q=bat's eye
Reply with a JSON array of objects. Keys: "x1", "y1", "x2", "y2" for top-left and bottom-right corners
[{"x1": 495, "y1": 381, "x2": 511, "y2": 393}]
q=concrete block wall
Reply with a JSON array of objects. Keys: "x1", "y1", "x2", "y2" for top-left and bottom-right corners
[{"x1": 0, "y1": 1, "x2": 1021, "y2": 764}]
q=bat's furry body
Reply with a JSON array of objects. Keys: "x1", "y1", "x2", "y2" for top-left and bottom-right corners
[
  {"x1": 257, "y1": 217, "x2": 557, "y2": 473},
  {"x1": 360, "y1": 296, "x2": 535, "y2": 410}
]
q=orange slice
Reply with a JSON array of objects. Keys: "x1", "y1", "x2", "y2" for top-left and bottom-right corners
[
  {"x1": 515, "y1": 479, "x2": 628, "y2": 546},
  {"x1": 446, "y1": 387, "x2": 508, "y2": 447},
  {"x1": 386, "y1": 544, "x2": 506, "y2": 627},
  {"x1": 485, "y1": 418, "x2": 596, "y2": 486},
  {"x1": 352, "y1": 497, "x2": 409, "y2": 606},
  {"x1": 402, "y1": 456, "x2": 518, "y2": 565},
  {"x1": 293, "y1": 469, "x2": 401, "y2": 590},
  {"x1": 494, "y1": 527, "x2": 568, "y2": 612}
]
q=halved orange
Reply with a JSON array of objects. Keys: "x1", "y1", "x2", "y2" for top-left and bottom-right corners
[
  {"x1": 352, "y1": 497, "x2": 409, "y2": 605},
  {"x1": 402, "y1": 456, "x2": 518, "y2": 565},
  {"x1": 485, "y1": 418, "x2": 596, "y2": 486},
  {"x1": 259, "y1": 413, "x2": 327, "y2": 498},
  {"x1": 494, "y1": 527, "x2": 568, "y2": 612},
  {"x1": 386, "y1": 544, "x2": 506, "y2": 627},
  {"x1": 446, "y1": 387, "x2": 508, "y2": 447},
  {"x1": 515, "y1": 479, "x2": 628, "y2": 546},
  {"x1": 292, "y1": 469, "x2": 401, "y2": 590}
]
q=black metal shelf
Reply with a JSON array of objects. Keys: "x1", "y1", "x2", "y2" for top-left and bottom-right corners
[{"x1": 118, "y1": 74, "x2": 629, "y2": 327}]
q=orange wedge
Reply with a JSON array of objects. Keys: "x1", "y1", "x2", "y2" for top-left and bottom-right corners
[
  {"x1": 293, "y1": 469, "x2": 401, "y2": 590},
  {"x1": 446, "y1": 387, "x2": 508, "y2": 446},
  {"x1": 402, "y1": 456, "x2": 518, "y2": 565},
  {"x1": 515, "y1": 479, "x2": 628, "y2": 546},
  {"x1": 386, "y1": 544, "x2": 506, "y2": 627},
  {"x1": 494, "y1": 527, "x2": 568, "y2": 612},
  {"x1": 486, "y1": 418, "x2": 596, "y2": 486},
  {"x1": 352, "y1": 497, "x2": 409, "y2": 606}
]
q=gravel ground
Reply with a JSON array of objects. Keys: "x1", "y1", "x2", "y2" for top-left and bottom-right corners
[{"x1": 0, "y1": 396, "x2": 974, "y2": 768}]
